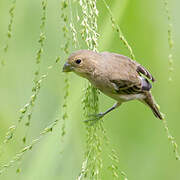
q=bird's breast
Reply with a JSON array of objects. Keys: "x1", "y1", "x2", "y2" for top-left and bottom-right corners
[{"x1": 88, "y1": 74, "x2": 113, "y2": 93}]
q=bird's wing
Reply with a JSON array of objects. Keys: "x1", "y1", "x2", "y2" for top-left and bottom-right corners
[
  {"x1": 110, "y1": 79, "x2": 143, "y2": 94},
  {"x1": 101, "y1": 52, "x2": 153, "y2": 94},
  {"x1": 101, "y1": 52, "x2": 155, "y2": 82}
]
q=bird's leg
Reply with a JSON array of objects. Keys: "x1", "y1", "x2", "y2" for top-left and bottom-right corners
[{"x1": 84, "y1": 102, "x2": 121, "y2": 123}]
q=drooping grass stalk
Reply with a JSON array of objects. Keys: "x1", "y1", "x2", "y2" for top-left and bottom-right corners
[
  {"x1": 99, "y1": 1, "x2": 129, "y2": 51},
  {"x1": 69, "y1": 0, "x2": 80, "y2": 48},
  {"x1": 77, "y1": 0, "x2": 105, "y2": 179},
  {"x1": 0, "y1": 0, "x2": 16, "y2": 67},
  {"x1": 0, "y1": 0, "x2": 65, "y2": 171},
  {"x1": 2, "y1": 65, "x2": 63, "y2": 147},
  {"x1": 99, "y1": 123, "x2": 128, "y2": 179},
  {"x1": 162, "y1": 0, "x2": 180, "y2": 161},
  {"x1": 0, "y1": 116, "x2": 61, "y2": 175},
  {"x1": 18, "y1": 0, "x2": 48, "y2": 144},
  {"x1": 3, "y1": 125, "x2": 16, "y2": 144},
  {"x1": 0, "y1": 0, "x2": 48, "y2": 148},
  {"x1": 163, "y1": 0, "x2": 174, "y2": 82},
  {"x1": 60, "y1": 0, "x2": 71, "y2": 138},
  {"x1": 102, "y1": 0, "x2": 135, "y2": 60},
  {"x1": 162, "y1": 118, "x2": 180, "y2": 160},
  {"x1": 79, "y1": 0, "x2": 99, "y2": 51},
  {"x1": 108, "y1": 149, "x2": 128, "y2": 180},
  {"x1": 61, "y1": 74, "x2": 69, "y2": 137},
  {"x1": 78, "y1": 86, "x2": 103, "y2": 180}
]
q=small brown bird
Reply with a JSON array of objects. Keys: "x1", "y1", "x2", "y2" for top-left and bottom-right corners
[{"x1": 63, "y1": 49, "x2": 163, "y2": 121}]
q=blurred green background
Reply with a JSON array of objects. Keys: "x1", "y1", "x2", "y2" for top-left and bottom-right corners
[{"x1": 0, "y1": 0, "x2": 180, "y2": 179}]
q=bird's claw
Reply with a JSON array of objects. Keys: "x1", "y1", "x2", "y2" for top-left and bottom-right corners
[{"x1": 84, "y1": 113, "x2": 104, "y2": 125}]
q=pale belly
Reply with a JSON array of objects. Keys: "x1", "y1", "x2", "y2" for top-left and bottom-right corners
[{"x1": 101, "y1": 90, "x2": 145, "y2": 102}]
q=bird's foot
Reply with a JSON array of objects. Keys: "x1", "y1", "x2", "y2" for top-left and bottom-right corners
[{"x1": 84, "y1": 113, "x2": 104, "y2": 125}]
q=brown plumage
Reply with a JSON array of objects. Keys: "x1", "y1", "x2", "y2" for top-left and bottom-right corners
[{"x1": 63, "y1": 49, "x2": 163, "y2": 120}]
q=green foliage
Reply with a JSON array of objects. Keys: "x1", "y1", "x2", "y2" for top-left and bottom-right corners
[{"x1": 0, "y1": 0, "x2": 180, "y2": 180}]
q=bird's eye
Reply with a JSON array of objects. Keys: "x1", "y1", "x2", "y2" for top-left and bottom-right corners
[{"x1": 75, "y1": 59, "x2": 81, "y2": 64}]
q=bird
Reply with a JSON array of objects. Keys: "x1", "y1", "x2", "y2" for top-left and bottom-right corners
[{"x1": 63, "y1": 49, "x2": 163, "y2": 121}]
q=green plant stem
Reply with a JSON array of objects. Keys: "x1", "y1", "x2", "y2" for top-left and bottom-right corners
[
  {"x1": 18, "y1": 0, "x2": 48, "y2": 145},
  {"x1": 0, "y1": 117, "x2": 61, "y2": 175},
  {"x1": 162, "y1": 118, "x2": 180, "y2": 160},
  {"x1": 102, "y1": 0, "x2": 135, "y2": 60},
  {"x1": 163, "y1": 0, "x2": 174, "y2": 82},
  {"x1": 0, "y1": 0, "x2": 16, "y2": 67},
  {"x1": 60, "y1": 0, "x2": 71, "y2": 138}
]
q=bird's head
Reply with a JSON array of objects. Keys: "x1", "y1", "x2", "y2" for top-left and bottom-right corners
[{"x1": 63, "y1": 49, "x2": 100, "y2": 78}]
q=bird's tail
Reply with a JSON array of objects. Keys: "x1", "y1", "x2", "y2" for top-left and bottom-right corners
[{"x1": 141, "y1": 92, "x2": 163, "y2": 120}]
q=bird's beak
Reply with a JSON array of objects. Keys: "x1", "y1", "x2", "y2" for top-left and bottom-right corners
[{"x1": 63, "y1": 62, "x2": 73, "y2": 72}]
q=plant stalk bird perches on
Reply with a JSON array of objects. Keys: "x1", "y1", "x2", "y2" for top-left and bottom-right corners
[{"x1": 63, "y1": 50, "x2": 163, "y2": 121}]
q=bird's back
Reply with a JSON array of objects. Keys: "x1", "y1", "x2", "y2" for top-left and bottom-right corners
[{"x1": 99, "y1": 52, "x2": 140, "y2": 84}]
